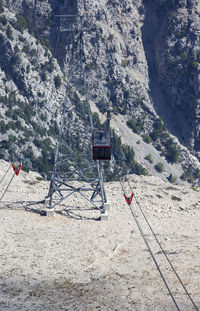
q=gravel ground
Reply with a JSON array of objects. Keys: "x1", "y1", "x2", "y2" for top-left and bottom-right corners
[{"x1": 0, "y1": 160, "x2": 199, "y2": 311}]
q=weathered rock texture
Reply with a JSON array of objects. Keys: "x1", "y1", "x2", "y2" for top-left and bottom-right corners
[{"x1": 0, "y1": 0, "x2": 200, "y2": 182}]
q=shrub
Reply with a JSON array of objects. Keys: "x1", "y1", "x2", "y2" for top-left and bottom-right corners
[
  {"x1": 92, "y1": 112, "x2": 101, "y2": 128},
  {"x1": 26, "y1": 64, "x2": 30, "y2": 74},
  {"x1": 5, "y1": 73, "x2": 12, "y2": 81},
  {"x1": 0, "y1": 120, "x2": 6, "y2": 134},
  {"x1": 107, "y1": 0, "x2": 116, "y2": 4},
  {"x1": 143, "y1": 135, "x2": 152, "y2": 144},
  {"x1": 8, "y1": 134, "x2": 17, "y2": 145},
  {"x1": 145, "y1": 153, "x2": 153, "y2": 164},
  {"x1": 0, "y1": 15, "x2": 7, "y2": 25},
  {"x1": 150, "y1": 118, "x2": 165, "y2": 141},
  {"x1": 15, "y1": 15, "x2": 27, "y2": 33},
  {"x1": 6, "y1": 25, "x2": 13, "y2": 40},
  {"x1": 40, "y1": 71, "x2": 47, "y2": 81},
  {"x1": 54, "y1": 75, "x2": 62, "y2": 88},
  {"x1": 168, "y1": 174, "x2": 177, "y2": 184},
  {"x1": 127, "y1": 119, "x2": 143, "y2": 134},
  {"x1": 122, "y1": 59, "x2": 128, "y2": 67},
  {"x1": 0, "y1": 0, "x2": 4, "y2": 13},
  {"x1": 154, "y1": 162, "x2": 164, "y2": 173},
  {"x1": 155, "y1": 144, "x2": 162, "y2": 151},
  {"x1": 165, "y1": 140, "x2": 179, "y2": 163},
  {"x1": 42, "y1": 59, "x2": 54, "y2": 73}
]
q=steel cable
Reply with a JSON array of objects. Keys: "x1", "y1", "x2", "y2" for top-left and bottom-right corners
[
  {"x1": 0, "y1": 103, "x2": 42, "y2": 203},
  {"x1": 0, "y1": 163, "x2": 11, "y2": 186},
  {"x1": 133, "y1": 191, "x2": 199, "y2": 311},
  {"x1": 129, "y1": 198, "x2": 181, "y2": 311},
  {"x1": 121, "y1": 177, "x2": 199, "y2": 311},
  {"x1": 121, "y1": 177, "x2": 181, "y2": 310}
]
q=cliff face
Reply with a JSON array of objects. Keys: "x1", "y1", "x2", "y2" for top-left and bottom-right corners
[
  {"x1": 0, "y1": 0, "x2": 200, "y2": 182},
  {"x1": 142, "y1": 0, "x2": 200, "y2": 151}
]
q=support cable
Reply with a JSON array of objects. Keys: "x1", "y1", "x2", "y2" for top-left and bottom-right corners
[
  {"x1": 0, "y1": 173, "x2": 15, "y2": 202},
  {"x1": 0, "y1": 104, "x2": 42, "y2": 203},
  {"x1": 0, "y1": 163, "x2": 12, "y2": 186},
  {"x1": 121, "y1": 178, "x2": 181, "y2": 311},
  {"x1": 133, "y1": 190, "x2": 199, "y2": 311},
  {"x1": 129, "y1": 199, "x2": 181, "y2": 311},
  {"x1": 122, "y1": 178, "x2": 199, "y2": 311}
]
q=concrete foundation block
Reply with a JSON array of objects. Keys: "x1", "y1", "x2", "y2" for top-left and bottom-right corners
[
  {"x1": 104, "y1": 202, "x2": 110, "y2": 212},
  {"x1": 46, "y1": 210, "x2": 56, "y2": 217},
  {"x1": 101, "y1": 212, "x2": 108, "y2": 221}
]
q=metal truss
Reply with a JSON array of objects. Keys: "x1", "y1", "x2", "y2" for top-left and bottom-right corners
[{"x1": 47, "y1": 7, "x2": 109, "y2": 215}]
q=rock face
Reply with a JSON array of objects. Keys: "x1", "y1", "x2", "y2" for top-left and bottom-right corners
[
  {"x1": 142, "y1": 0, "x2": 200, "y2": 151},
  {"x1": 0, "y1": 0, "x2": 200, "y2": 182}
]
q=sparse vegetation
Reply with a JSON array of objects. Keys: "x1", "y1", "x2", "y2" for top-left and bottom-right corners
[
  {"x1": 0, "y1": 15, "x2": 7, "y2": 25},
  {"x1": 168, "y1": 174, "x2": 177, "y2": 184},
  {"x1": 0, "y1": 0, "x2": 4, "y2": 13},
  {"x1": 6, "y1": 25, "x2": 13, "y2": 40},
  {"x1": 127, "y1": 118, "x2": 144, "y2": 134},
  {"x1": 164, "y1": 139, "x2": 179, "y2": 163},
  {"x1": 15, "y1": 15, "x2": 27, "y2": 33},
  {"x1": 54, "y1": 75, "x2": 62, "y2": 89},
  {"x1": 154, "y1": 162, "x2": 164, "y2": 173},
  {"x1": 150, "y1": 118, "x2": 165, "y2": 141},
  {"x1": 145, "y1": 154, "x2": 153, "y2": 164},
  {"x1": 122, "y1": 59, "x2": 128, "y2": 67},
  {"x1": 143, "y1": 135, "x2": 152, "y2": 144}
]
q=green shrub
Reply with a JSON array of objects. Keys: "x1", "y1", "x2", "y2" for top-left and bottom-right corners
[
  {"x1": 54, "y1": 75, "x2": 62, "y2": 88},
  {"x1": 8, "y1": 134, "x2": 17, "y2": 145},
  {"x1": 155, "y1": 144, "x2": 162, "y2": 151},
  {"x1": 0, "y1": 0, "x2": 4, "y2": 13},
  {"x1": 0, "y1": 120, "x2": 6, "y2": 134},
  {"x1": 26, "y1": 64, "x2": 30, "y2": 74},
  {"x1": 107, "y1": 0, "x2": 116, "y2": 4},
  {"x1": 21, "y1": 166, "x2": 30, "y2": 173},
  {"x1": 168, "y1": 174, "x2": 177, "y2": 184},
  {"x1": 15, "y1": 15, "x2": 27, "y2": 33},
  {"x1": 42, "y1": 59, "x2": 54, "y2": 73},
  {"x1": 113, "y1": 106, "x2": 119, "y2": 115},
  {"x1": 181, "y1": 52, "x2": 187, "y2": 62},
  {"x1": 40, "y1": 71, "x2": 47, "y2": 81},
  {"x1": 127, "y1": 119, "x2": 143, "y2": 134},
  {"x1": 154, "y1": 162, "x2": 164, "y2": 173},
  {"x1": 0, "y1": 15, "x2": 7, "y2": 25},
  {"x1": 145, "y1": 153, "x2": 153, "y2": 164},
  {"x1": 92, "y1": 112, "x2": 101, "y2": 128},
  {"x1": 150, "y1": 118, "x2": 165, "y2": 141},
  {"x1": 122, "y1": 59, "x2": 128, "y2": 67},
  {"x1": 165, "y1": 139, "x2": 179, "y2": 163},
  {"x1": 6, "y1": 25, "x2": 13, "y2": 40},
  {"x1": 143, "y1": 135, "x2": 152, "y2": 144},
  {"x1": 5, "y1": 73, "x2": 12, "y2": 81}
]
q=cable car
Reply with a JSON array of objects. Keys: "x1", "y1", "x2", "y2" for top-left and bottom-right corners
[{"x1": 92, "y1": 129, "x2": 111, "y2": 160}]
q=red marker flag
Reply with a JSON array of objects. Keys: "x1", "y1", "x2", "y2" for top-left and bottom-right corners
[
  {"x1": 124, "y1": 193, "x2": 134, "y2": 206},
  {"x1": 12, "y1": 163, "x2": 22, "y2": 176}
]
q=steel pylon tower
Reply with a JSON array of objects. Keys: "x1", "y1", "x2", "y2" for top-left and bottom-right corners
[{"x1": 46, "y1": 8, "x2": 110, "y2": 218}]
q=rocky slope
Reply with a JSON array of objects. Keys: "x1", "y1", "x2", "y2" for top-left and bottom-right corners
[{"x1": 0, "y1": 0, "x2": 200, "y2": 183}]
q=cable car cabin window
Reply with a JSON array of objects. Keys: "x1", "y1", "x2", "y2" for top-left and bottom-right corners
[{"x1": 92, "y1": 129, "x2": 111, "y2": 160}]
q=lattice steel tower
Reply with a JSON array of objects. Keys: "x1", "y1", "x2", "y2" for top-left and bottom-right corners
[{"x1": 46, "y1": 5, "x2": 111, "y2": 219}]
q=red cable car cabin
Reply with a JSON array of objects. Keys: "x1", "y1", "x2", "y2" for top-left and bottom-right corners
[{"x1": 92, "y1": 129, "x2": 111, "y2": 160}]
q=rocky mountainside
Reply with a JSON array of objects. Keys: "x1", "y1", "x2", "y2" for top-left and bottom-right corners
[{"x1": 0, "y1": 0, "x2": 200, "y2": 183}]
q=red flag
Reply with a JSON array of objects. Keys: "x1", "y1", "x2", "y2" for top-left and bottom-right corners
[
  {"x1": 124, "y1": 193, "x2": 133, "y2": 206},
  {"x1": 12, "y1": 163, "x2": 22, "y2": 176}
]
